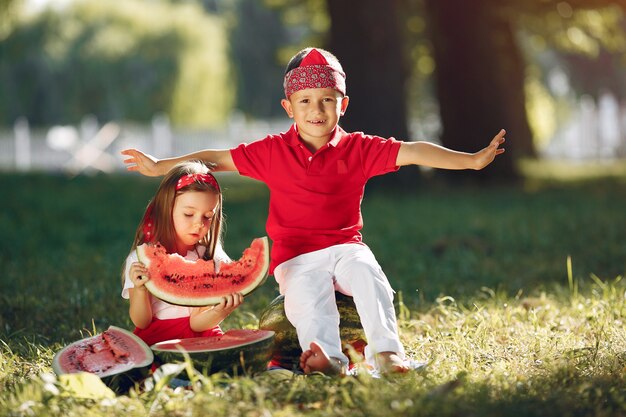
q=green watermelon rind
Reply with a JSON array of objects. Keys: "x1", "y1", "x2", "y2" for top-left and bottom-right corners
[
  {"x1": 137, "y1": 236, "x2": 270, "y2": 307},
  {"x1": 151, "y1": 329, "x2": 275, "y2": 376},
  {"x1": 258, "y1": 293, "x2": 366, "y2": 371},
  {"x1": 52, "y1": 325, "x2": 153, "y2": 394}
]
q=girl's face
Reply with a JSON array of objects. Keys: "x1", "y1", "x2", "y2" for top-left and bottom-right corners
[{"x1": 171, "y1": 190, "x2": 219, "y2": 255}]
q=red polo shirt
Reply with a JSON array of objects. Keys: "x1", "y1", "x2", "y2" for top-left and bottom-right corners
[{"x1": 230, "y1": 124, "x2": 402, "y2": 273}]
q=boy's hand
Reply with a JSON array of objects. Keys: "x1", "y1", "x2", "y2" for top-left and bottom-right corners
[
  {"x1": 121, "y1": 149, "x2": 162, "y2": 177},
  {"x1": 473, "y1": 129, "x2": 506, "y2": 170}
]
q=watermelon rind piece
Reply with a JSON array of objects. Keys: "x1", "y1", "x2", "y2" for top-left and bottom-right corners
[
  {"x1": 52, "y1": 325, "x2": 153, "y2": 394},
  {"x1": 151, "y1": 329, "x2": 275, "y2": 376},
  {"x1": 258, "y1": 293, "x2": 366, "y2": 371},
  {"x1": 137, "y1": 236, "x2": 270, "y2": 307}
]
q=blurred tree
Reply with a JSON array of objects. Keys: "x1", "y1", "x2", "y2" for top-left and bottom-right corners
[
  {"x1": 0, "y1": 0, "x2": 21, "y2": 41},
  {"x1": 327, "y1": 0, "x2": 410, "y2": 140},
  {"x1": 229, "y1": 0, "x2": 287, "y2": 119},
  {"x1": 565, "y1": 50, "x2": 626, "y2": 98},
  {"x1": 424, "y1": 0, "x2": 626, "y2": 179},
  {"x1": 424, "y1": 0, "x2": 532, "y2": 180},
  {"x1": 0, "y1": 0, "x2": 233, "y2": 127},
  {"x1": 520, "y1": 2, "x2": 626, "y2": 99}
]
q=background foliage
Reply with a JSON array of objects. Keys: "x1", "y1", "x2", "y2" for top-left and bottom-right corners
[
  {"x1": 2, "y1": 1, "x2": 624, "y2": 149},
  {"x1": 0, "y1": 0, "x2": 233, "y2": 127}
]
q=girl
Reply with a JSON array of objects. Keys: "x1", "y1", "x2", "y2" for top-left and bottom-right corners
[{"x1": 122, "y1": 160, "x2": 243, "y2": 346}]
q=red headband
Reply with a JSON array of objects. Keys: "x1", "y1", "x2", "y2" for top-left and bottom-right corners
[
  {"x1": 176, "y1": 173, "x2": 220, "y2": 192},
  {"x1": 284, "y1": 49, "x2": 346, "y2": 98},
  {"x1": 142, "y1": 173, "x2": 220, "y2": 242},
  {"x1": 141, "y1": 202, "x2": 156, "y2": 243}
]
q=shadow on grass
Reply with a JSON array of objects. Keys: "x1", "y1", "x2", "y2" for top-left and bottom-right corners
[{"x1": 391, "y1": 369, "x2": 626, "y2": 417}]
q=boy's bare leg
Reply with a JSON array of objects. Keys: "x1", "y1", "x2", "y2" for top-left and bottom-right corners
[
  {"x1": 300, "y1": 341, "x2": 345, "y2": 375},
  {"x1": 376, "y1": 351, "x2": 410, "y2": 373}
]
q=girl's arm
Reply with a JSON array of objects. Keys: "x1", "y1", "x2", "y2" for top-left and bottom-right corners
[
  {"x1": 128, "y1": 262, "x2": 153, "y2": 329},
  {"x1": 129, "y1": 287, "x2": 152, "y2": 329},
  {"x1": 396, "y1": 129, "x2": 506, "y2": 170},
  {"x1": 189, "y1": 293, "x2": 243, "y2": 332},
  {"x1": 121, "y1": 148, "x2": 237, "y2": 176}
]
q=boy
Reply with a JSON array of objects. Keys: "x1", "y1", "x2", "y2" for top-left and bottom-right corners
[{"x1": 122, "y1": 47, "x2": 505, "y2": 375}]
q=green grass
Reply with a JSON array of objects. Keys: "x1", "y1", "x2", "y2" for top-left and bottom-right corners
[{"x1": 1, "y1": 168, "x2": 625, "y2": 416}]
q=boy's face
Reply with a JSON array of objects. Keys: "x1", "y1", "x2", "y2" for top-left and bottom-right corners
[{"x1": 281, "y1": 88, "x2": 349, "y2": 145}]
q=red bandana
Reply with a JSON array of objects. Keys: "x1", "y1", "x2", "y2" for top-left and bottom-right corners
[
  {"x1": 283, "y1": 48, "x2": 346, "y2": 98},
  {"x1": 141, "y1": 173, "x2": 220, "y2": 242}
]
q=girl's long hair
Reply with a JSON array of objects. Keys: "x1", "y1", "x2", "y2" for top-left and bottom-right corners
[{"x1": 122, "y1": 161, "x2": 224, "y2": 285}]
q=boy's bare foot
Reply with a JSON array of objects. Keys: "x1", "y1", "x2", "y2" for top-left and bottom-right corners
[
  {"x1": 300, "y1": 342, "x2": 345, "y2": 375},
  {"x1": 376, "y1": 351, "x2": 410, "y2": 373}
]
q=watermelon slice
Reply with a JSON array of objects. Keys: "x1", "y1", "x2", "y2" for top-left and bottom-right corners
[
  {"x1": 52, "y1": 326, "x2": 153, "y2": 393},
  {"x1": 136, "y1": 236, "x2": 269, "y2": 306},
  {"x1": 151, "y1": 329, "x2": 275, "y2": 376}
]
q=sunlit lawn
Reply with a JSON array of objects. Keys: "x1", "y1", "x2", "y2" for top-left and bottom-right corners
[{"x1": 1, "y1": 163, "x2": 625, "y2": 416}]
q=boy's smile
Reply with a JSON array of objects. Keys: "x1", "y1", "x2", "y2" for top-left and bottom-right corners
[{"x1": 281, "y1": 87, "x2": 349, "y2": 151}]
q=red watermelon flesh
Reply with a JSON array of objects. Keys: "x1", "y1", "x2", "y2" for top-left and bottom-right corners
[
  {"x1": 151, "y1": 329, "x2": 275, "y2": 375},
  {"x1": 137, "y1": 236, "x2": 269, "y2": 306},
  {"x1": 52, "y1": 326, "x2": 153, "y2": 393},
  {"x1": 152, "y1": 329, "x2": 274, "y2": 352}
]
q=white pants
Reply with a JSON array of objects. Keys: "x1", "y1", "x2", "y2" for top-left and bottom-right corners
[{"x1": 273, "y1": 243, "x2": 405, "y2": 368}]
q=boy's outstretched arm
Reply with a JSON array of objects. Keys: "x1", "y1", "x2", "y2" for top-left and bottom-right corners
[
  {"x1": 121, "y1": 148, "x2": 237, "y2": 176},
  {"x1": 396, "y1": 129, "x2": 506, "y2": 170}
]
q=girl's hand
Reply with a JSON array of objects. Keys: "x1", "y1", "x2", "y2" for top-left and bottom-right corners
[
  {"x1": 120, "y1": 149, "x2": 162, "y2": 177},
  {"x1": 473, "y1": 129, "x2": 506, "y2": 170},
  {"x1": 190, "y1": 293, "x2": 243, "y2": 331},
  {"x1": 213, "y1": 293, "x2": 244, "y2": 313},
  {"x1": 129, "y1": 262, "x2": 150, "y2": 289}
]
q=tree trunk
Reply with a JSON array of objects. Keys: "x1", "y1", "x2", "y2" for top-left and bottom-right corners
[
  {"x1": 425, "y1": 0, "x2": 535, "y2": 180},
  {"x1": 326, "y1": 0, "x2": 409, "y2": 140}
]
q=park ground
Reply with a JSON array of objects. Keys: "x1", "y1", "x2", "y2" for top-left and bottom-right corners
[{"x1": 1, "y1": 161, "x2": 625, "y2": 416}]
